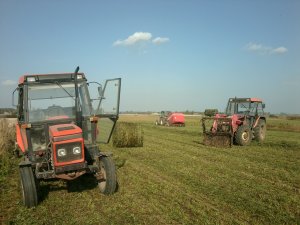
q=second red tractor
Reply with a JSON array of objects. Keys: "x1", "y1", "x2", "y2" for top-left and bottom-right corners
[
  {"x1": 202, "y1": 98, "x2": 267, "y2": 147},
  {"x1": 155, "y1": 111, "x2": 185, "y2": 127}
]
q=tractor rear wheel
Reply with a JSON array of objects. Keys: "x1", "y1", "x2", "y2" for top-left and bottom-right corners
[
  {"x1": 19, "y1": 166, "x2": 38, "y2": 208},
  {"x1": 235, "y1": 125, "x2": 252, "y2": 146},
  {"x1": 96, "y1": 156, "x2": 117, "y2": 195},
  {"x1": 254, "y1": 119, "x2": 266, "y2": 142}
]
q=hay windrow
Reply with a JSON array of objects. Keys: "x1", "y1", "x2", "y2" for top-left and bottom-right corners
[
  {"x1": 113, "y1": 122, "x2": 144, "y2": 148},
  {"x1": 0, "y1": 119, "x2": 16, "y2": 156}
]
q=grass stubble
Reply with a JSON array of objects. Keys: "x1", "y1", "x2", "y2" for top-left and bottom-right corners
[{"x1": 0, "y1": 116, "x2": 299, "y2": 224}]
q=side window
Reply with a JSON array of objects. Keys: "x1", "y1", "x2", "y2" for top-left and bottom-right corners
[
  {"x1": 249, "y1": 102, "x2": 258, "y2": 115},
  {"x1": 78, "y1": 83, "x2": 92, "y2": 116},
  {"x1": 257, "y1": 103, "x2": 264, "y2": 115},
  {"x1": 96, "y1": 78, "x2": 121, "y2": 144},
  {"x1": 226, "y1": 102, "x2": 235, "y2": 115},
  {"x1": 86, "y1": 82, "x2": 102, "y2": 115}
]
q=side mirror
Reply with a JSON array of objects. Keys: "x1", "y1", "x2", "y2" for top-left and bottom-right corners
[
  {"x1": 262, "y1": 103, "x2": 265, "y2": 109},
  {"x1": 87, "y1": 81, "x2": 103, "y2": 99},
  {"x1": 12, "y1": 87, "x2": 18, "y2": 107}
]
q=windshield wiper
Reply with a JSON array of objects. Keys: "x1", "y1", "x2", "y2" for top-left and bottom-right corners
[{"x1": 55, "y1": 81, "x2": 75, "y2": 100}]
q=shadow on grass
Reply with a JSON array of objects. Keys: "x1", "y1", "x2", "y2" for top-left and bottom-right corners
[
  {"x1": 66, "y1": 175, "x2": 98, "y2": 193},
  {"x1": 67, "y1": 174, "x2": 120, "y2": 193},
  {"x1": 37, "y1": 175, "x2": 98, "y2": 203},
  {"x1": 37, "y1": 159, "x2": 125, "y2": 201}
]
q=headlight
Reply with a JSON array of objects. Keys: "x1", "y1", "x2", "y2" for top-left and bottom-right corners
[
  {"x1": 57, "y1": 148, "x2": 67, "y2": 157},
  {"x1": 26, "y1": 76, "x2": 36, "y2": 82},
  {"x1": 73, "y1": 146, "x2": 81, "y2": 155}
]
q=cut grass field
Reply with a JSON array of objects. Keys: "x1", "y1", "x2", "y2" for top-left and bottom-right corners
[{"x1": 0, "y1": 115, "x2": 299, "y2": 224}]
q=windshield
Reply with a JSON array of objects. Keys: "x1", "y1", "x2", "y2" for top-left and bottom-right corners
[
  {"x1": 226, "y1": 101, "x2": 252, "y2": 115},
  {"x1": 27, "y1": 82, "x2": 91, "y2": 122}
]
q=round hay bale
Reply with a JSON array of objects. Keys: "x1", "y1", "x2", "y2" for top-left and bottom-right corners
[
  {"x1": 0, "y1": 119, "x2": 16, "y2": 156},
  {"x1": 113, "y1": 122, "x2": 143, "y2": 148}
]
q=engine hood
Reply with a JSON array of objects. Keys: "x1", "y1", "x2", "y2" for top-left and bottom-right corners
[{"x1": 49, "y1": 124, "x2": 82, "y2": 141}]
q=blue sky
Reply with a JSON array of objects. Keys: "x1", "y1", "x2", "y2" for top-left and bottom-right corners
[{"x1": 0, "y1": 0, "x2": 299, "y2": 113}]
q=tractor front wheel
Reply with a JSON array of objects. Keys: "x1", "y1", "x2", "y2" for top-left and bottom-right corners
[
  {"x1": 19, "y1": 166, "x2": 38, "y2": 208},
  {"x1": 254, "y1": 119, "x2": 266, "y2": 142},
  {"x1": 235, "y1": 125, "x2": 252, "y2": 146},
  {"x1": 96, "y1": 156, "x2": 117, "y2": 195}
]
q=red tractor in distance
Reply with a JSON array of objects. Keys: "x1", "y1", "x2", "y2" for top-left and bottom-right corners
[
  {"x1": 13, "y1": 66, "x2": 121, "y2": 207},
  {"x1": 155, "y1": 111, "x2": 185, "y2": 126},
  {"x1": 202, "y1": 98, "x2": 266, "y2": 147}
]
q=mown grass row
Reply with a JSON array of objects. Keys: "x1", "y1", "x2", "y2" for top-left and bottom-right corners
[{"x1": 1, "y1": 116, "x2": 299, "y2": 224}]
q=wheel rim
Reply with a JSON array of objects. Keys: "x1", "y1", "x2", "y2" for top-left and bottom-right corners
[{"x1": 242, "y1": 131, "x2": 249, "y2": 141}]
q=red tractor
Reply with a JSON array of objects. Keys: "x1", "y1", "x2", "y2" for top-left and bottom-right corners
[
  {"x1": 202, "y1": 98, "x2": 266, "y2": 147},
  {"x1": 155, "y1": 111, "x2": 185, "y2": 126},
  {"x1": 13, "y1": 67, "x2": 121, "y2": 207}
]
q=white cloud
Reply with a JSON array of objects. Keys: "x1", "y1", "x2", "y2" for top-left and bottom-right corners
[
  {"x1": 152, "y1": 37, "x2": 170, "y2": 45},
  {"x1": 113, "y1": 32, "x2": 152, "y2": 46},
  {"x1": 1, "y1": 80, "x2": 16, "y2": 86},
  {"x1": 246, "y1": 43, "x2": 265, "y2": 51},
  {"x1": 113, "y1": 32, "x2": 170, "y2": 47},
  {"x1": 271, "y1": 47, "x2": 288, "y2": 54},
  {"x1": 245, "y1": 42, "x2": 288, "y2": 55}
]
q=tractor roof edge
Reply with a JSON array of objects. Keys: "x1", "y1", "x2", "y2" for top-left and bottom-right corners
[
  {"x1": 18, "y1": 73, "x2": 86, "y2": 85},
  {"x1": 229, "y1": 97, "x2": 263, "y2": 102}
]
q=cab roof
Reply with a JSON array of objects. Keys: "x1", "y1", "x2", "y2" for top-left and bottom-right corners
[
  {"x1": 229, "y1": 97, "x2": 263, "y2": 103},
  {"x1": 18, "y1": 73, "x2": 86, "y2": 85}
]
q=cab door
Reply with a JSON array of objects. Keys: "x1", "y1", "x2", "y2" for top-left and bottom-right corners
[{"x1": 94, "y1": 78, "x2": 121, "y2": 143}]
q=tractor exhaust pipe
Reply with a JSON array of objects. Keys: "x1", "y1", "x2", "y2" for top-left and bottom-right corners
[{"x1": 74, "y1": 66, "x2": 82, "y2": 128}]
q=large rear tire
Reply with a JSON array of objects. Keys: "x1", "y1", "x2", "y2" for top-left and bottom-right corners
[
  {"x1": 235, "y1": 125, "x2": 252, "y2": 146},
  {"x1": 254, "y1": 119, "x2": 266, "y2": 142},
  {"x1": 20, "y1": 166, "x2": 38, "y2": 208},
  {"x1": 96, "y1": 157, "x2": 117, "y2": 195}
]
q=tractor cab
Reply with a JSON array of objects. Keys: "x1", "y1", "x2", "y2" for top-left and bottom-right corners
[
  {"x1": 13, "y1": 67, "x2": 121, "y2": 207},
  {"x1": 225, "y1": 98, "x2": 265, "y2": 117}
]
